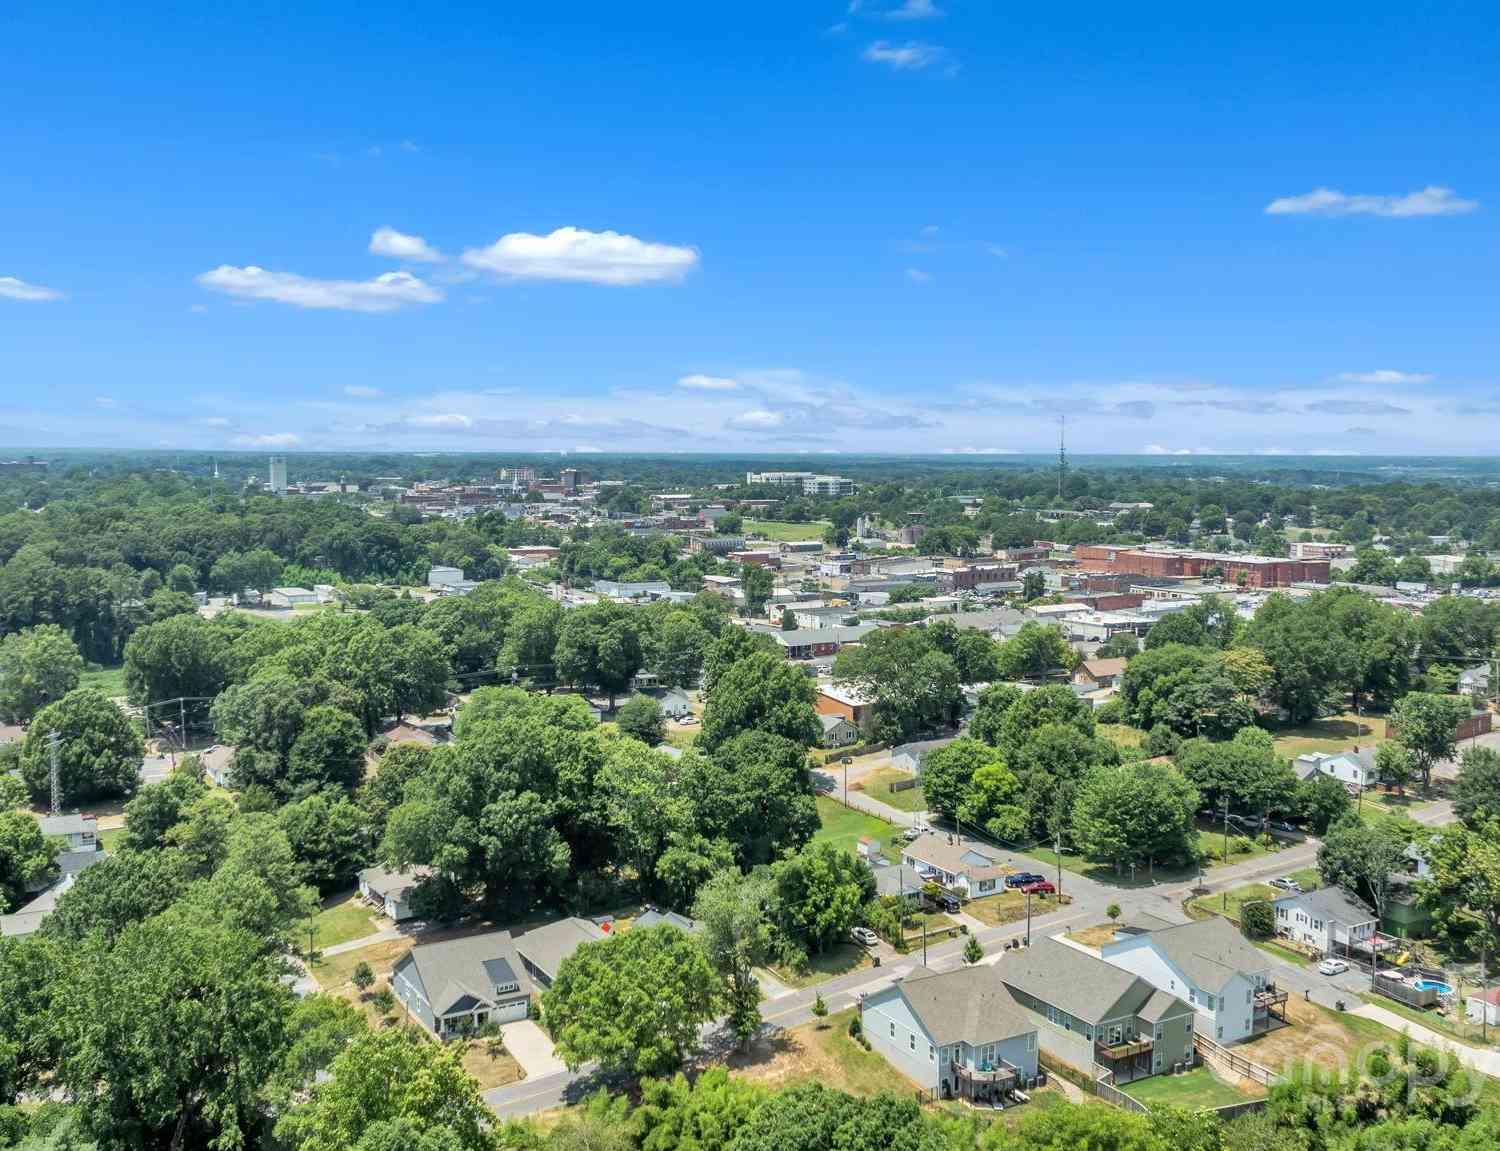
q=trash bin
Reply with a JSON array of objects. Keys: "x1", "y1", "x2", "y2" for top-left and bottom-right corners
[{"x1": 872, "y1": 955, "x2": 881, "y2": 967}]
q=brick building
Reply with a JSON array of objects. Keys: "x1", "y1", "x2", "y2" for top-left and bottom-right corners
[{"x1": 1072, "y1": 546, "x2": 1329, "y2": 588}]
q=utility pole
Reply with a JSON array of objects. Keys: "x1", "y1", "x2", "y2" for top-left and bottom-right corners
[
  {"x1": 1024, "y1": 890, "x2": 1032, "y2": 947},
  {"x1": 1056, "y1": 415, "x2": 1067, "y2": 501},
  {"x1": 1054, "y1": 827, "x2": 1064, "y2": 899},
  {"x1": 1222, "y1": 794, "x2": 1230, "y2": 866},
  {"x1": 48, "y1": 729, "x2": 61, "y2": 816}
]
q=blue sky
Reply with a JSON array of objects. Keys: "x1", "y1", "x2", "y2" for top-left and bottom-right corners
[{"x1": 4, "y1": 2, "x2": 1499, "y2": 455}]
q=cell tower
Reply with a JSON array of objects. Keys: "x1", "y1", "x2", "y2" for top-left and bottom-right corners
[
  {"x1": 1056, "y1": 415, "x2": 1067, "y2": 499},
  {"x1": 48, "y1": 728, "x2": 61, "y2": 816}
]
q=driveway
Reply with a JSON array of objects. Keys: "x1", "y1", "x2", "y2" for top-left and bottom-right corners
[{"x1": 501, "y1": 1020, "x2": 567, "y2": 1079}]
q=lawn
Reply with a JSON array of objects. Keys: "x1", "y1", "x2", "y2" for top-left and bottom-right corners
[
  {"x1": 79, "y1": 665, "x2": 127, "y2": 697},
  {"x1": 727, "y1": 1007, "x2": 919, "y2": 1097},
  {"x1": 1357, "y1": 791, "x2": 1440, "y2": 825},
  {"x1": 1068, "y1": 923, "x2": 1125, "y2": 948},
  {"x1": 859, "y1": 767, "x2": 926, "y2": 813},
  {"x1": 768, "y1": 943, "x2": 873, "y2": 989},
  {"x1": 1028, "y1": 845, "x2": 1197, "y2": 887},
  {"x1": 311, "y1": 936, "x2": 415, "y2": 993},
  {"x1": 967, "y1": 890, "x2": 1073, "y2": 928},
  {"x1": 98, "y1": 826, "x2": 126, "y2": 852},
  {"x1": 1271, "y1": 712, "x2": 1387, "y2": 759},
  {"x1": 1123, "y1": 1065, "x2": 1261, "y2": 1111},
  {"x1": 1255, "y1": 939, "x2": 1315, "y2": 967},
  {"x1": 744, "y1": 519, "x2": 830, "y2": 543},
  {"x1": 1358, "y1": 994, "x2": 1498, "y2": 1048},
  {"x1": 1098, "y1": 724, "x2": 1148, "y2": 751},
  {"x1": 311, "y1": 893, "x2": 384, "y2": 949},
  {"x1": 814, "y1": 796, "x2": 898, "y2": 856},
  {"x1": 456, "y1": 1037, "x2": 525, "y2": 1090},
  {"x1": 1187, "y1": 869, "x2": 1318, "y2": 925}
]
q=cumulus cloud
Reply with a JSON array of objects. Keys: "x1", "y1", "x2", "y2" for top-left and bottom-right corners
[
  {"x1": 197, "y1": 266, "x2": 443, "y2": 312},
  {"x1": 343, "y1": 385, "x2": 383, "y2": 398},
  {"x1": 200, "y1": 417, "x2": 232, "y2": 428},
  {"x1": 461, "y1": 227, "x2": 699, "y2": 285},
  {"x1": 1143, "y1": 444, "x2": 1196, "y2": 455},
  {"x1": 405, "y1": 413, "x2": 473, "y2": 429},
  {"x1": 677, "y1": 374, "x2": 740, "y2": 391},
  {"x1": 862, "y1": 40, "x2": 943, "y2": 70},
  {"x1": 905, "y1": 267, "x2": 933, "y2": 284},
  {"x1": 1266, "y1": 186, "x2": 1478, "y2": 218},
  {"x1": 0, "y1": 276, "x2": 64, "y2": 302},
  {"x1": 1335, "y1": 369, "x2": 1433, "y2": 385},
  {"x1": 1304, "y1": 399, "x2": 1411, "y2": 415},
  {"x1": 369, "y1": 227, "x2": 443, "y2": 263},
  {"x1": 233, "y1": 432, "x2": 301, "y2": 447}
]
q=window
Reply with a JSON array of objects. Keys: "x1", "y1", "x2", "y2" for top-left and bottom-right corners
[
  {"x1": 890, "y1": 1022, "x2": 896, "y2": 1038},
  {"x1": 929, "y1": 1045, "x2": 935, "y2": 1061},
  {"x1": 910, "y1": 1035, "x2": 916, "y2": 1051},
  {"x1": 1027, "y1": 1032, "x2": 1036, "y2": 1051}
]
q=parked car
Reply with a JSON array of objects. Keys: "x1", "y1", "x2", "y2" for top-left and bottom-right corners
[
  {"x1": 850, "y1": 926, "x2": 879, "y2": 947},
  {"x1": 1269, "y1": 877, "x2": 1302, "y2": 892},
  {"x1": 1318, "y1": 958, "x2": 1350, "y2": 976},
  {"x1": 1005, "y1": 872, "x2": 1046, "y2": 889},
  {"x1": 936, "y1": 893, "x2": 961, "y2": 913},
  {"x1": 1020, "y1": 880, "x2": 1056, "y2": 896}
]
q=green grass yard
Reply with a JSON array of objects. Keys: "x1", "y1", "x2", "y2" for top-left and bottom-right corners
[
  {"x1": 1123, "y1": 1065, "x2": 1260, "y2": 1110},
  {"x1": 744, "y1": 520, "x2": 831, "y2": 543},
  {"x1": 1271, "y1": 712, "x2": 1387, "y2": 759},
  {"x1": 813, "y1": 796, "x2": 898, "y2": 856},
  {"x1": 310, "y1": 894, "x2": 384, "y2": 949},
  {"x1": 1098, "y1": 724, "x2": 1148, "y2": 751},
  {"x1": 859, "y1": 767, "x2": 926, "y2": 813},
  {"x1": 98, "y1": 826, "x2": 126, "y2": 852},
  {"x1": 79, "y1": 665, "x2": 127, "y2": 697},
  {"x1": 966, "y1": 890, "x2": 1072, "y2": 927},
  {"x1": 769, "y1": 943, "x2": 873, "y2": 989},
  {"x1": 1188, "y1": 868, "x2": 1320, "y2": 924}
]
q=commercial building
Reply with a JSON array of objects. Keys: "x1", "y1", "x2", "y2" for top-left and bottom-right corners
[
  {"x1": 1073, "y1": 546, "x2": 1330, "y2": 588},
  {"x1": 268, "y1": 456, "x2": 288, "y2": 495}
]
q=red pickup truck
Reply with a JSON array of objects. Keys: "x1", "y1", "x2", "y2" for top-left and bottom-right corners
[{"x1": 1019, "y1": 880, "x2": 1056, "y2": 895}]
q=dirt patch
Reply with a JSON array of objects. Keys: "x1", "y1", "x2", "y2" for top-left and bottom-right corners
[
  {"x1": 723, "y1": 1010, "x2": 918, "y2": 1097},
  {"x1": 1239, "y1": 993, "x2": 1376, "y2": 1076},
  {"x1": 1066, "y1": 923, "x2": 1121, "y2": 949}
]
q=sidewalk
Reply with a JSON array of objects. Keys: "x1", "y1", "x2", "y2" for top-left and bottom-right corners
[{"x1": 1352, "y1": 1001, "x2": 1500, "y2": 1077}]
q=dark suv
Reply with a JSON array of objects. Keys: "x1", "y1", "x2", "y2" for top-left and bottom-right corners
[{"x1": 1005, "y1": 872, "x2": 1045, "y2": 889}]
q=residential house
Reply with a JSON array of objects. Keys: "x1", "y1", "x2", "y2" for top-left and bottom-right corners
[
  {"x1": 1385, "y1": 843, "x2": 1435, "y2": 938},
  {"x1": 634, "y1": 908, "x2": 700, "y2": 933},
  {"x1": 869, "y1": 860, "x2": 927, "y2": 903},
  {"x1": 358, "y1": 865, "x2": 435, "y2": 922},
  {"x1": 1072, "y1": 658, "x2": 1128, "y2": 692},
  {"x1": 862, "y1": 964, "x2": 1040, "y2": 1102},
  {"x1": 512, "y1": 916, "x2": 607, "y2": 988},
  {"x1": 1100, "y1": 916, "x2": 1285, "y2": 1044},
  {"x1": 657, "y1": 689, "x2": 693, "y2": 720},
  {"x1": 38, "y1": 814, "x2": 98, "y2": 853},
  {"x1": 816, "y1": 683, "x2": 876, "y2": 735},
  {"x1": 1272, "y1": 886, "x2": 1378, "y2": 954},
  {"x1": 892, "y1": 738, "x2": 956, "y2": 775},
  {"x1": 1466, "y1": 986, "x2": 1500, "y2": 1028},
  {"x1": 820, "y1": 714, "x2": 861, "y2": 749},
  {"x1": 773, "y1": 624, "x2": 878, "y2": 661},
  {"x1": 0, "y1": 849, "x2": 109, "y2": 938},
  {"x1": 268, "y1": 586, "x2": 321, "y2": 607},
  {"x1": 1293, "y1": 749, "x2": 1377, "y2": 793},
  {"x1": 998, "y1": 938, "x2": 1196, "y2": 1083},
  {"x1": 199, "y1": 743, "x2": 236, "y2": 787},
  {"x1": 900, "y1": 833, "x2": 1006, "y2": 898},
  {"x1": 391, "y1": 931, "x2": 533, "y2": 1037}
]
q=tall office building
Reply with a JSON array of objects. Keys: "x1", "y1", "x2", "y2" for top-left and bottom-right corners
[{"x1": 269, "y1": 456, "x2": 288, "y2": 494}]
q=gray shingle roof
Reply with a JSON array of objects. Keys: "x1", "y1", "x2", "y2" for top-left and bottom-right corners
[
  {"x1": 1132, "y1": 917, "x2": 1269, "y2": 994},
  {"x1": 1275, "y1": 886, "x2": 1376, "y2": 926},
  {"x1": 514, "y1": 916, "x2": 607, "y2": 980},
  {"x1": 901, "y1": 832, "x2": 1000, "y2": 878},
  {"x1": 395, "y1": 930, "x2": 531, "y2": 1016},
  {"x1": 358, "y1": 864, "x2": 434, "y2": 900},
  {"x1": 1137, "y1": 988, "x2": 1192, "y2": 1023},
  {"x1": 999, "y1": 938, "x2": 1152, "y2": 1024},
  {"x1": 635, "y1": 909, "x2": 700, "y2": 933},
  {"x1": 898, "y1": 964, "x2": 1036, "y2": 1046}
]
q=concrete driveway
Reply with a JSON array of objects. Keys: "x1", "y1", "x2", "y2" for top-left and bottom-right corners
[{"x1": 500, "y1": 1020, "x2": 566, "y2": 1079}]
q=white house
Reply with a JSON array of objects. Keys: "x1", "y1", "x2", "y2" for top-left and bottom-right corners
[
  {"x1": 38, "y1": 814, "x2": 98, "y2": 853},
  {"x1": 1100, "y1": 916, "x2": 1283, "y2": 1045},
  {"x1": 820, "y1": 714, "x2": 860, "y2": 749},
  {"x1": 900, "y1": 833, "x2": 1005, "y2": 898},
  {"x1": 1293, "y1": 749, "x2": 1377, "y2": 793},
  {"x1": 358, "y1": 864, "x2": 435, "y2": 922},
  {"x1": 1272, "y1": 886, "x2": 1378, "y2": 954},
  {"x1": 861, "y1": 964, "x2": 1039, "y2": 1103}
]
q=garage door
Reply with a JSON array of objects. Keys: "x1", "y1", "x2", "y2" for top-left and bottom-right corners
[{"x1": 493, "y1": 998, "x2": 529, "y2": 1023}]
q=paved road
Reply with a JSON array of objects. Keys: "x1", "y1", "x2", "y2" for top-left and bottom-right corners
[{"x1": 484, "y1": 798, "x2": 1462, "y2": 1119}]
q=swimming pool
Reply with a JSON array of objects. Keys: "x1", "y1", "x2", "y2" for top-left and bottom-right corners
[{"x1": 1412, "y1": 979, "x2": 1453, "y2": 995}]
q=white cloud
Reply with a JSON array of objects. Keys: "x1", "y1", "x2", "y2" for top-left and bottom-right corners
[
  {"x1": 369, "y1": 226, "x2": 444, "y2": 263},
  {"x1": 200, "y1": 417, "x2": 232, "y2": 427},
  {"x1": 405, "y1": 412, "x2": 473, "y2": 429},
  {"x1": 197, "y1": 266, "x2": 443, "y2": 312},
  {"x1": 905, "y1": 267, "x2": 933, "y2": 284},
  {"x1": 987, "y1": 244, "x2": 1009, "y2": 259},
  {"x1": 677, "y1": 373, "x2": 740, "y2": 391},
  {"x1": 0, "y1": 276, "x2": 64, "y2": 302},
  {"x1": 234, "y1": 432, "x2": 301, "y2": 447},
  {"x1": 94, "y1": 397, "x2": 115, "y2": 408},
  {"x1": 343, "y1": 385, "x2": 383, "y2": 397},
  {"x1": 885, "y1": 0, "x2": 942, "y2": 19},
  {"x1": 461, "y1": 226, "x2": 699, "y2": 285},
  {"x1": 1265, "y1": 186, "x2": 1478, "y2": 218},
  {"x1": 1143, "y1": 444, "x2": 1196, "y2": 455},
  {"x1": 862, "y1": 40, "x2": 943, "y2": 70},
  {"x1": 727, "y1": 409, "x2": 787, "y2": 430},
  {"x1": 1334, "y1": 369, "x2": 1433, "y2": 385}
]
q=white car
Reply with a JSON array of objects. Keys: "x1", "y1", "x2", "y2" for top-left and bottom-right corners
[
  {"x1": 1318, "y1": 958, "x2": 1350, "y2": 976},
  {"x1": 1269, "y1": 877, "x2": 1302, "y2": 892},
  {"x1": 850, "y1": 926, "x2": 879, "y2": 947}
]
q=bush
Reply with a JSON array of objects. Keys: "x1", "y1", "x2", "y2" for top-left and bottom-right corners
[
  {"x1": 1230, "y1": 834, "x2": 1255, "y2": 855},
  {"x1": 1145, "y1": 724, "x2": 1181, "y2": 758},
  {"x1": 1241, "y1": 900, "x2": 1275, "y2": 940},
  {"x1": 616, "y1": 695, "x2": 666, "y2": 745},
  {"x1": 1095, "y1": 697, "x2": 1126, "y2": 725}
]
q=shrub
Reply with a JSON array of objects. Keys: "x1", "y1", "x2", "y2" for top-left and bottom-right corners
[{"x1": 1241, "y1": 901, "x2": 1275, "y2": 940}]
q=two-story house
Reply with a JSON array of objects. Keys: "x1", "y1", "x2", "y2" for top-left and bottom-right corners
[
  {"x1": 997, "y1": 938, "x2": 1195, "y2": 1083},
  {"x1": 391, "y1": 931, "x2": 533, "y2": 1037},
  {"x1": 1100, "y1": 917, "x2": 1286, "y2": 1044},
  {"x1": 862, "y1": 964, "x2": 1040, "y2": 1103},
  {"x1": 1272, "y1": 886, "x2": 1378, "y2": 955}
]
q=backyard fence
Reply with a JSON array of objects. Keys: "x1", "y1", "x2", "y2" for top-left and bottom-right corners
[{"x1": 1193, "y1": 1034, "x2": 1283, "y2": 1087}]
